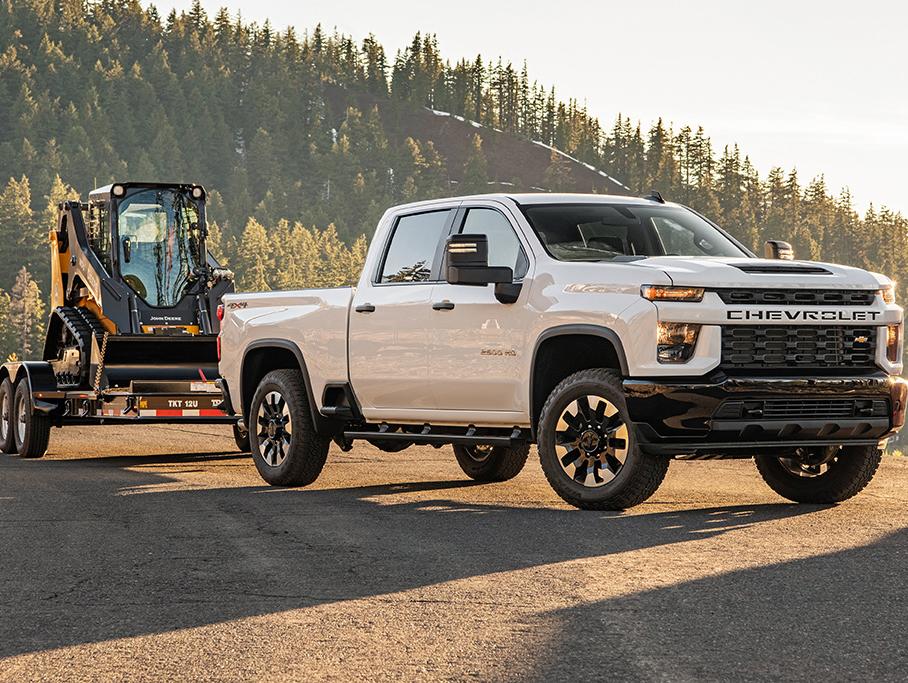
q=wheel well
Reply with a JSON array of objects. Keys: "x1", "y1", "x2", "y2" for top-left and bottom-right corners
[
  {"x1": 240, "y1": 346, "x2": 303, "y2": 419},
  {"x1": 531, "y1": 333, "x2": 624, "y2": 431}
]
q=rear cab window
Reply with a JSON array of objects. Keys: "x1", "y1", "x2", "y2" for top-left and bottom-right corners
[{"x1": 378, "y1": 209, "x2": 453, "y2": 283}]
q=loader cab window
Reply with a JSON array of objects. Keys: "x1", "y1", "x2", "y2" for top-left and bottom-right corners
[
  {"x1": 116, "y1": 188, "x2": 204, "y2": 307},
  {"x1": 87, "y1": 202, "x2": 112, "y2": 273}
]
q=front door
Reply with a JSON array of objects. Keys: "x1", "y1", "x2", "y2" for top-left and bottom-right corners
[
  {"x1": 428, "y1": 204, "x2": 535, "y2": 420},
  {"x1": 348, "y1": 207, "x2": 455, "y2": 418}
]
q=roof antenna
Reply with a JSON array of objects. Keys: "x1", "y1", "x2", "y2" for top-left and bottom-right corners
[{"x1": 644, "y1": 189, "x2": 665, "y2": 203}]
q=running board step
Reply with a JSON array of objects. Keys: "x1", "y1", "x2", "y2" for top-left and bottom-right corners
[{"x1": 343, "y1": 425, "x2": 527, "y2": 447}]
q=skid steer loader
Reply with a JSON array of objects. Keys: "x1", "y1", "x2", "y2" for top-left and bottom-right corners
[{"x1": 0, "y1": 182, "x2": 246, "y2": 458}]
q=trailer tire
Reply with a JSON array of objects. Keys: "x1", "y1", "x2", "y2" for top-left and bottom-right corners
[
  {"x1": 453, "y1": 444, "x2": 530, "y2": 482},
  {"x1": 249, "y1": 369, "x2": 329, "y2": 486},
  {"x1": 0, "y1": 377, "x2": 14, "y2": 454},
  {"x1": 13, "y1": 379, "x2": 50, "y2": 459},
  {"x1": 232, "y1": 423, "x2": 251, "y2": 453}
]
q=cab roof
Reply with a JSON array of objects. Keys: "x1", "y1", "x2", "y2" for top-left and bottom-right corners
[
  {"x1": 386, "y1": 192, "x2": 677, "y2": 214},
  {"x1": 88, "y1": 182, "x2": 204, "y2": 202}
]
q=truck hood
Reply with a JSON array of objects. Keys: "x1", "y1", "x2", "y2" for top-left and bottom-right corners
[{"x1": 631, "y1": 256, "x2": 888, "y2": 290}]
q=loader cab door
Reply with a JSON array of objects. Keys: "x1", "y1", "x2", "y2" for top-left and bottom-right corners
[{"x1": 115, "y1": 188, "x2": 204, "y2": 308}]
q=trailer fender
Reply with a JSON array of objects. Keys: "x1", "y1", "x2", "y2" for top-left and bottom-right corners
[{"x1": 2, "y1": 362, "x2": 63, "y2": 413}]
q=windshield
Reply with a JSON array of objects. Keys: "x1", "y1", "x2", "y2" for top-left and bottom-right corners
[
  {"x1": 522, "y1": 203, "x2": 747, "y2": 262},
  {"x1": 117, "y1": 188, "x2": 203, "y2": 307}
]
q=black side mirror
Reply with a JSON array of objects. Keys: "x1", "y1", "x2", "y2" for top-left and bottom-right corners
[
  {"x1": 764, "y1": 240, "x2": 794, "y2": 260},
  {"x1": 446, "y1": 234, "x2": 513, "y2": 285},
  {"x1": 122, "y1": 236, "x2": 132, "y2": 263},
  {"x1": 446, "y1": 233, "x2": 521, "y2": 304}
]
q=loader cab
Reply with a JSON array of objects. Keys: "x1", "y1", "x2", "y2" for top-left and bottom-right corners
[{"x1": 80, "y1": 182, "x2": 231, "y2": 336}]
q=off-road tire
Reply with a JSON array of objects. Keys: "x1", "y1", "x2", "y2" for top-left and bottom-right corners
[
  {"x1": 249, "y1": 369, "x2": 329, "y2": 486},
  {"x1": 232, "y1": 423, "x2": 251, "y2": 453},
  {"x1": 754, "y1": 445, "x2": 882, "y2": 503},
  {"x1": 0, "y1": 377, "x2": 15, "y2": 454},
  {"x1": 13, "y1": 379, "x2": 50, "y2": 459},
  {"x1": 538, "y1": 368, "x2": 669, "y2": 510},
  {"x1": 453, "y1": 443, "x2": 530, "y2": 482}
]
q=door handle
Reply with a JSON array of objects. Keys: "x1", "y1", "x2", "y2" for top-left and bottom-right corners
[
  {"x1": 432, "y1": 301, "x2": 455, "y2": 311},
  {"x1": 355, "y1": 303, "x2": 376, "y2": 313}
]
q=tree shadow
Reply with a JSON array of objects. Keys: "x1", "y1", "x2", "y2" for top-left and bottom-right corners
[
  {"x1": 527, "y1": 525, "x2": 908, "y2": 681},
  {"x1": 0, "y1": 451, "x2": 822, "y2": 662}
]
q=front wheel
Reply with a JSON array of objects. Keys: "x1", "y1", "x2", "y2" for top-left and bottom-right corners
[
  {"x1": 249, "y1": 369, "x2": 329, "y2": 486},
  {"x1": 13, "y1": 379, "x2": 50, "y2": 459},
  {"x1": 537, "y1": 368, "x2": 668, "y2": 510},
  {"x1": 453, "y1": 443, "x2": 530, "y2": 482},
  {"x1": 754, "y1": 445, "x2": 882, "y2": 503}
]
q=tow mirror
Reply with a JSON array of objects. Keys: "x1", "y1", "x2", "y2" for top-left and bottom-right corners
[
  {"x1": 446, "y1": 233, "x2": 522, "y2": 304},
  {"x1": 764, "y1": 240, "x2": 794, "y2": 260},
  {"x1": 446, "y1": 234, "x2": 513, "y2": 285},
  {"x1": 122, "y1": 236, "x2": 132, "y2": 263}
]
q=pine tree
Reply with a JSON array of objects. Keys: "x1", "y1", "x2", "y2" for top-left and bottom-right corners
[
  {"x1": 9, "y1": 267, "x2": 44, "y2": 358},
  {"x1": 461, "y1": 134, "x2": 488, "y2": 194},
  {"x1": 236, "y1": 218, "x2": 271, "y2": 291},
  {"x1": 0, "y1": 176, "x2": 36, "y2": 291},
  {"x1": 543, "y1": 149, "x2": 573, "y2": 192}
]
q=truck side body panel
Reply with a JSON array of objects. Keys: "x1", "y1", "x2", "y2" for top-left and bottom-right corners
[{"x1": 219, "y1": 288, "x2": 354, "y2": 415}]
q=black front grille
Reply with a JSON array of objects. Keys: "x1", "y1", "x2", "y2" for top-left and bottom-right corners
[
  {"x1": 721, "y1": 326, "x2": 877, "y2": 370},
  {"x1": 714, "y1": 398, "x2": 889, "y2": 421},
  {"x1": 714, "y1": 289, "x2": 876, "y2": 306}
]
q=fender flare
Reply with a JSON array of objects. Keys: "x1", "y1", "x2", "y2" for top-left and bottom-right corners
[
  {"x1": 1, "y1": 361, "x2": 63, "y2": 413},
  {"x1": 528, "y1": 324, "x2": 629, "y2": 435},
  {"x1": 239, "y1": 339, "x2": 337, "y2": 435}
]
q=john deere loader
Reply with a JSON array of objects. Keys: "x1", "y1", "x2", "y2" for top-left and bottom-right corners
[{"x1": 0, "y1": 182, "x2": 244, "y2": 458}]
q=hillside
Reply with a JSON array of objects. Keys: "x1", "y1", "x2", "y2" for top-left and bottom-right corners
[{"x1": 0, "y1": 0, "x2": 907, "y2": 362}]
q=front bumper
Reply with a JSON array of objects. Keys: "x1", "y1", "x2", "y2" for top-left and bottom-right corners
[{"x1": 624, "y1": 372, "x2": 907, "y2": 457}]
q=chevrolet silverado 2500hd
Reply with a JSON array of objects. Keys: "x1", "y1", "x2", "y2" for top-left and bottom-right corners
[{"x1": 218, "y1": 193, "x2": 906, "y2": 510}]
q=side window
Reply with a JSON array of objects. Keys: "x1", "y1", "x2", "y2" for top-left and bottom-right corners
[
  {"x1": 87, "y1": 201, "x2": 112, "y2": 273},
  {"x1": 379, "y1": 209, "x2": 451, "y2": 283},
  {"x1": 459, "y1": 208, "x2": 528, "y2": 279}
]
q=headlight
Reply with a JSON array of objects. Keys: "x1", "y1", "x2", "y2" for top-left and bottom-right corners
[
  {"x1": 642, "y1": 285, "x2": 704, "y2": 302},
  {"x1": 880, "y1": 285, "x2": 896, "y2": 305},
  {"x1": 657, "y1": 322, "x2": 701, "y2": 363},
  {"x1": 111, "y1": 183, "x2": 126, "y2": 197},
  {"x1": 887, "y1": 324, "x2": 902, "y2": 363}
]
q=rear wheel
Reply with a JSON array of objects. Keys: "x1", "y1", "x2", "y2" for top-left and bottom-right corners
[
  {"x1": 538, "y1": 368, "x2": 669, "y2": 510},
  {"x1": 755, "y1": 445, "x2": 882, "y2": 503},
  {"x1": 232, "y1": 423, "x2": 250, "y2": 453},
  {"x1": 249, "y1": 369, "x2": 329, "y2": 486},
  {"x1": 0, "y1": 377, "x2": 14, "y2": 454},
  {"x1": 453, "y1": 443, "x2": 530, "y2": 482},
  {"x1": 13, "y1": 379, "x2": 50, "y2": 459}
]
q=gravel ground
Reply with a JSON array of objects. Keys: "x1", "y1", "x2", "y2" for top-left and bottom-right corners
[{"x1": 1, "y1": 425, "x2": 906, "y2": 682}]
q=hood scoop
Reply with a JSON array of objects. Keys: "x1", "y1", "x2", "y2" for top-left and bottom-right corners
[{"x1": 733, "y1": 263, "x2": 831, "y2": 275}]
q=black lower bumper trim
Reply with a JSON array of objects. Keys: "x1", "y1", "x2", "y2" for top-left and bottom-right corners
[{"x1": 624, "y1": 373, "x2": 898, "y2": 454}]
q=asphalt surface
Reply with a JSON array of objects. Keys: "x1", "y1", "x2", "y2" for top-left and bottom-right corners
[{"x1": 1, "y1": 425, "x2": 907, "y2": 682}]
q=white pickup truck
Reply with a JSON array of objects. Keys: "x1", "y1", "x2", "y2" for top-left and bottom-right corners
[{"x1": 217, "y1": 193, "x2": 906, "y2": 510}]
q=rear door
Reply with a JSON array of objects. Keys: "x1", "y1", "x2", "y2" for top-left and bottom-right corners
[
  {"x1": 348, "y1": 207, "x2": 456, "y2": 417},
  {"x1": 427, "y1": 201, "x2": 535, "y2": 419}
]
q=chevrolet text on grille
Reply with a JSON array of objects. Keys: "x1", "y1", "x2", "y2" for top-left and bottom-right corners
[{"x1": 727, "y1": 310, "x2": 882, "y2": 321}]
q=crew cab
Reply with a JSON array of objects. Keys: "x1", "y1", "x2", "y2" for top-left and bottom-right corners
[{"x1": 218, "y1": 193, "x2": 906, "y2": 510}]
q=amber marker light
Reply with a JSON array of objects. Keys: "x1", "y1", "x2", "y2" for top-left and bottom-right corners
[
  {"x1": 887, "y1": 324, "x2": 902, "y2": 363},
  {"x1": 641, "y1": 285, "x2": 705, "y2": 302}
]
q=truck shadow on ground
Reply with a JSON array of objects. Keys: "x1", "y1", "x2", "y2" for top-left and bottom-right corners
[{"x1": 0, "y1": 450, "x2": 903, "y2": 679}]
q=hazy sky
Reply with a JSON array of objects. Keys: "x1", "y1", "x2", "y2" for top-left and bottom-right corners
[{"x1": 145, "y1": 0, "x2": 907, "y2": 214}]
